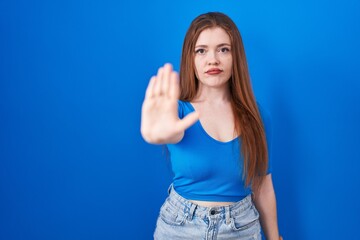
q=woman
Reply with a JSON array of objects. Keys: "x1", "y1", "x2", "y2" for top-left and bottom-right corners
[{"x1": 141, "y1": 12, "x2": 281, "y2": 240}]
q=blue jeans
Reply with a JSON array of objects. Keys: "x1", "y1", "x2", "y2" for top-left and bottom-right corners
[{"x1": 154, "y1": 186, "x2": 261, "y2": 240}]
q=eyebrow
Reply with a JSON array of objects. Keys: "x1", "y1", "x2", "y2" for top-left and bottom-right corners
[{"x1": 195, "y1": 43, "x2": 231, "y2": 48}]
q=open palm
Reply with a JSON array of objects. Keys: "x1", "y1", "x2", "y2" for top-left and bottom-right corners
[{"x1": 141, "y1": 64, "x2": 199, "y2": 144}]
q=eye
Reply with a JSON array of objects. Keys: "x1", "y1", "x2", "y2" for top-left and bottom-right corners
[
  {"x1": 219, "y1": 47, "x2": 230, "y2": 53},
  {"x1": 195, "y1": 48, "x2": 206, "y2": 55}
]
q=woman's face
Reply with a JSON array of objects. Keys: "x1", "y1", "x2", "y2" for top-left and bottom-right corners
[{"x1": 194, "y1": 27, "x2": 233, "y2": 89}]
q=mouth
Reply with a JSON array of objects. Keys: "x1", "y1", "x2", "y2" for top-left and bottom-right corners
[{"x1": 205, "y1": 68, "x2": 223, "y2": 75}]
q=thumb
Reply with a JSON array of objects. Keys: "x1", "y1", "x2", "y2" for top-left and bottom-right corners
[{"x1": 177, "y1": 111, "x2": 200, "y2": 131}]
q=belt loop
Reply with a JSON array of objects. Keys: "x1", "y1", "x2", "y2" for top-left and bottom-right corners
[
  {"x1": 225, "y1": 206, "x2": 231, "y2": 225},
  {"x1": 187, "y1": 203, "x2": 197, "y2": 220},
  {"x1": 167, "y1": 183, "x2": 173, "y2": 195}
]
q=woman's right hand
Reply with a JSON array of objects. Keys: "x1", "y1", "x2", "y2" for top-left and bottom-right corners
[{"x1": 141, "y1": 63, "x2": 199, "y2": 144}]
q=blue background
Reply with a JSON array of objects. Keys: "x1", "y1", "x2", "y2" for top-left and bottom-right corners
[{"x1": 1, "y1": 0, "x2": 359, "y2": 239}]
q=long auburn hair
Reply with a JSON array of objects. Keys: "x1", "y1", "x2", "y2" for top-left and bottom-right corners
[{"x1": 179, "y1": 12, "x2": 268, "y2": 190}]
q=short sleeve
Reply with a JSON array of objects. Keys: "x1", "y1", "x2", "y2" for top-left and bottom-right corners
[
  {"x1": 177, "y1": 100, "x2": 185, "y2": 119},
  {"x1": 257, "y1": 103, "x2": 273, "y2": 175}
]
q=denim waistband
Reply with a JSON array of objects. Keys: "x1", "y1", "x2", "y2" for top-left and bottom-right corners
[{"x1": 166, "y1": 185, "x2": 253, "y2": 224}]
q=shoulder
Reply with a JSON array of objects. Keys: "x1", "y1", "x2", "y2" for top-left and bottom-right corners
[
  {"x1": 178, "y1": 100, "x2": 186, "y2": 109},
  {"x1": 177, "y1": 100, "x2": 185, "y2": 118},
  {"x1": 177, "y1": 100, "x2": 194, "y2": 119}
]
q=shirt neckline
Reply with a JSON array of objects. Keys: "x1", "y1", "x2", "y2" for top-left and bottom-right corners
[{"x1": 184, "y1": 101, "x2": 239, "y2": 145}]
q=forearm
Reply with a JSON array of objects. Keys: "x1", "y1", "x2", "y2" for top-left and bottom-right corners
[{"x1": 253, "y1": 174, "x2": 281, "y2": 240}]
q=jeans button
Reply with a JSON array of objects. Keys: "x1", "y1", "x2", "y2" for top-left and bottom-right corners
[{"x1": 210, "y1": 209, "x2": 216, "y2": 215}]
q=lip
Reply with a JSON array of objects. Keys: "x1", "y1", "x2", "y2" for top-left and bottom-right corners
[{"x1": 205, "y1": 68, "x2": 223, "y2": 75}]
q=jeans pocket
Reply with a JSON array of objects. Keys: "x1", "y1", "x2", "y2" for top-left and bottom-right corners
[
  {"x1": 159, "y1": 201, "x2": 186, "y2": 226},
  {"x1": 230, "y1": 205, "x2": 260, "y2": 232}
]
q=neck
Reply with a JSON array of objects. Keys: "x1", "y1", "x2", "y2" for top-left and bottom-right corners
[{"x1": 193, "y1": 84, "x2": 231, "y2": 104}]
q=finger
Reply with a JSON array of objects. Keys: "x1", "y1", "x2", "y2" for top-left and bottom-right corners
[
  {"x1": 169, "y1": 71, "x2": 179, "y2": 99},
  {"x1": 162, "y1": 63, "x2": 172, "y2": 96},
  {"x1": 177, "y1": 111, "x2": 199, "y2": 131},
  {"x1": 154, "y1": 67, "x2": 164, "y2": 96},
  {"x1": 145, "y1": 76, "x2": 156, "y2": 99}
]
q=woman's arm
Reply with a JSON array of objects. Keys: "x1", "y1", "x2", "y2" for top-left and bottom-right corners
[
  {"x1": 253, "y1": 174, "x2": 282, "y2": 240},
  {"x1": 141, "y1": 63, "x2": 199, "y2": 144}
]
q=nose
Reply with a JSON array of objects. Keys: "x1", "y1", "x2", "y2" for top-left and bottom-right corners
[{"x1": 207, "y1": 50, "x2": 219, "y2": 65}]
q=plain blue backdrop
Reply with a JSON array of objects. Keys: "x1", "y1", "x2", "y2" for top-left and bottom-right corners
[{"x1": 1, "y1": 0, "x2": 359, "y2": 239}]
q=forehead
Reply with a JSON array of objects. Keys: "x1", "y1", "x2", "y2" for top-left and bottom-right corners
[{"x1": 195, "y1": 27, "x2": 231, "y2": 46}]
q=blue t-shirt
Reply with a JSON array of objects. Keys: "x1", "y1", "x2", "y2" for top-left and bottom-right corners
[{"x1": 166, "y1": 100, "x2": 272, "y2": 202}]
